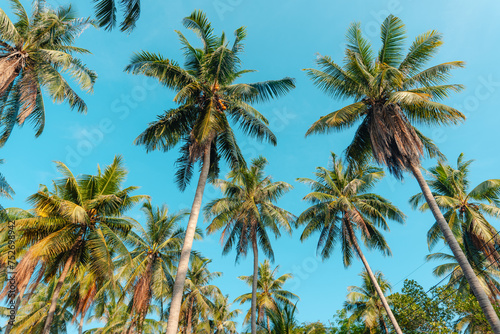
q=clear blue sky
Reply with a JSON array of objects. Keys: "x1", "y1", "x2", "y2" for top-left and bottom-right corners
[{"x1": 2, "y1": 0, "x2": 500, "y2": 332}]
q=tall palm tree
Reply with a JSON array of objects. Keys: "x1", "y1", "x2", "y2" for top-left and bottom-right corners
[
  {"x1": 127, "y1": 11, "x2": 295, "y2": 334},
  {"x1": 205, "y1": 156, "x2": 294, "y2": 334},
  {"x1": 0, "y1": 0, "x2": 96, "y2": 146},
  {"x1": 410, "y1": 153, "x2": 500, "y2": 263},
  {"x1": 345, "y1": 269, "x2": 393, "y2": 334},
  {"x1": 179, "y1": 258, "x2": 222, "y2": 334},
  {"x1": 93, "y1": 0, "x2": 140, "y2": 33},
  {"x1": 235, "y1": 260, "x2": 298, "y2": 330},
  {"x1": 4, "y1": 156, "x2": 145, "y2": 334},
  {"x1": 303, "y1": 14, "x2": 500, "y2": 332},
  {"x1": 118, "y1": 200, "x2": 190, "y2": 334},
  {"x1": 297, "y1": 153, "x2": 405, "y2": 333}
]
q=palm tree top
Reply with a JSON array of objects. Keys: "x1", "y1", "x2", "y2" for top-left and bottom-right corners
[
  {"x1": 93, "y1": 0, "x2": 140, "y2": 33},
  {"x1": 304, "y1": 14, "x2": 465, "y2": 178},
  {"x1": 0, "y1": 0, "x2": 97, "y2": 145},
  {"x1": 297, "y1": 153, "x2": 405, "y2": 265},
  {"x1": 128, "y1": 10, "x2": 295, "y2": 190},
  {"x1": 205, "y1": 156, "x2": 294, "y2": 262}
]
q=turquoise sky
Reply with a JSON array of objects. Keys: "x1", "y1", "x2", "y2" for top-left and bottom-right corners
[{"x1": 2, "y1": 0, "x2": 500, "y2": 332}]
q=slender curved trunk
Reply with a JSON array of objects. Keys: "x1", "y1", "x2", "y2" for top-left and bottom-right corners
[
  {"x1": 251, "y1": 238, "x2": 259, "y2": 334},
  {"x1": 186, "y1": 297, "x2": 194, "y2": 334},
  {"x1": 78, "y1": 314, "x2": 84, "y2": 334},
  {"x1": 166, "y1": 145, "x2": 211, "y2": 334},
  {"x1": 410, "y1": 164, "x2": 500, "y2": 333},
  {"x1": 345, "y1": 222, "x2": 403, "y2": 334},
  {"x1": 379, "y1": 316, "x2": 389, "y2": 334},
  {"x1": 42, "y1": 254, "x2": 74, "y2": 334}
]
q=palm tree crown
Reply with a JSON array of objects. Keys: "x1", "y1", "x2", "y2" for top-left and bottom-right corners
[
  {"x1": 345, "y1": 269, "x2": 393, "y2": 333},
  {"x1": 410, "y1": 153, "x2": 500, "y2": 257},
  {"x1": 129, "y1": 10, "x2": 295, "y2": 190},
  {"x1": 205, "y1": 156, "x2": 294, "y2": 261},
  {"x1": 0, "y1": 0, "x2": 96, "y2": 145},
  {"x1": 304, "y1": 15, "x2": 464, "y2": 178},
  {"x1": 235, "y1": 260, "x2": 298, "y2": 325},
  {"x1": 298, "y1": 153, "x2": 405, "y2": 266}
]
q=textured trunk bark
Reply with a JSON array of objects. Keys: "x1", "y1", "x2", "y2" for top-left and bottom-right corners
[
  {"x1": 251, "y1": 238, "x2": 259, "y2": 334},
  {"x1": 42, "y1": 254, "x2": 74, "y2": 334},
  {"x1": 165, "y1": 144, "x2": 211, "y2": 334},
  {"x1": 185, "y1": 297, "x2": 194, "y2": 334},
  {"x1": 78, "y1": 314, "x2": 84, "y2": 334},
  {"x1": 410, "y1": 164, "x2": 500, "y2": 333},
  {"x1": 345, "y1": 221, "x2": 403, "y2": 334}
]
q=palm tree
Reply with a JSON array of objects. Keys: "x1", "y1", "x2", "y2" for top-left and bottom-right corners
[
  {"x1": 180, "y1": 258, "x2": 222, "y2": 334},
  {"x1": 127, "y1": 11, "x2": 295, "y2": 334},
  {"x1": 235, "y1": 260, "x2": 298, "y2": 330},
  {"x1": 297, "y1": 153, "x2": 405, "y2": 333},
  {"x1": 427, "y1": 250, "x2": 500, "y2": 301},
  {"x1": 6, "y1": 276, "x2": 74, "y2": 334},
  {"x1": 257, "y1": 302, "x2": 298, "y2": 334},
  {"x1": 205, "y1": 156, "x2": 294, "y2": 334},
  {"x1": 0, "y1": 159, "x2": 14, "y2": 215},
  {"x1": 303, "y1": 14, "x2": 500, "y2": 332},
  {"x1": 199, "y1": 295, "x2": 241, "y2": 334},
  {"x1": 0, "y1": 0, "x2": 96, "y2": 146},
  {"x1": 93, "y1": 0, "x2": 140, "y2": 33},
  {"x1": 118, "y1": 200, "x2": 190, "y2": 334},
  {"x1": 345, "y1": 269, "x2": 393, "y2": 334},
  {"x1": 410, "y1": 153, "x2": 500, "y2": 263},
  {"x1": 4, "y1": 156, "x2": 145, "y2": 334}
]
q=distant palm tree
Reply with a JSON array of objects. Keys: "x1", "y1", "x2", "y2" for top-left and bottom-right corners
[
  {"x1": 199, "y1": 295, "x2": 241, "y2": 334},
  {"x1": 410, "y1": 153, "x2": 500, "y2": 263},
  {"x1": 118, "y1": 200, "x2": 190, "y2": 334},
  {"x1": 93, "y1": 0, "x2": 140, "y2": 33},
  {"x1": 0, "y1": 0, "x2": 96, "y2": 146},
  {"x1": 7, "y1": 276, "x2": 74, "y2": 334},
  {"x1": 127, "y1": 11, "x2": 295, "y2": 334},
  {"x1": 235, "y1": 260, "x2": 298, "y2": 331},
  {"x1": 257, "y1": 302, "x2": 298, "y2": 334},
  {"x1": 180, "y1": 258, "x2": 222, "y2": 334},
  {"x1": 0, "y1": 159, "x2": 14, "y2": 215},
  {"x1": 205, "y1": 156, "x2": 294, "y2": 334},
  {"x1": 297, "y1": 153, "x2": 405, "y2": 333},
  {"x1": 4, "y1": 156, "x2": 145, "y2": 334},
  {"x1": 345, "y1": 269, "x2": 393, "y2": 334},
  {"x1": 304, "y1": 14, "x2": 500, "y2": 332}
]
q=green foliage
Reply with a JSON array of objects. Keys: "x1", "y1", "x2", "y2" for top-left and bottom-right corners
[
  {"x1": 391, "y1": 279, "x2": 454, "y2": 333},
  {"x1": 297, "y1": 153, "x2": 405, "y2": 266},
  {"x1": 330, "y1": 309, "x2": 367, "y2": 334},
  {"x1": 129, "y1": 11, "x2": 295, "y2": 190},
  {"x1": 0, "y1": 0, "x2": 96, "y2": 146},
  {"x1": 305, "y1": 15, "x2": 464, "y2": 178}
]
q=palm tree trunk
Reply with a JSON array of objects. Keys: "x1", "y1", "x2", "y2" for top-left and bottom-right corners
[
  {"x1": 251, "y1": 238, "x2": 259, "y2": 334},
  {"x1": 186, "y1": 298, "x2": 194, "y2": 334},
  {"x1": 166, "y1": 144, "x2": 212, "y2": 334},
  {"x1": 345, "y1": 222, "x2": 403, "y2": 334},
  {"x1": 42, "y1": 254, "x2": 74, "y2": 334},
  {"x1": 410, "y1": 164, "x2": 500, "y2": 333},
  {"x1": 379, "y1": 317, "x2": 389, "y2": 334},
  {"x1": 78, "y1": 314, "x2": 85, "y2": 334}
]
